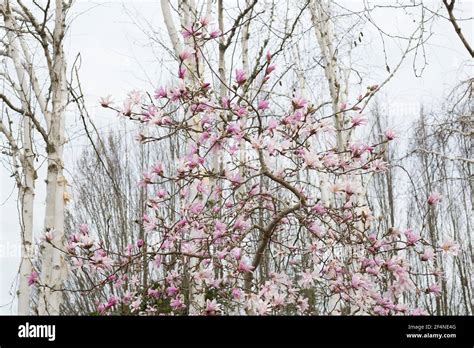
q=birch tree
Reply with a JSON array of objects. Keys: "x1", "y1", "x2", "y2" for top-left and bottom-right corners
[{"x1": 0, "y1": 0, "x2": 72, "y2": 314}]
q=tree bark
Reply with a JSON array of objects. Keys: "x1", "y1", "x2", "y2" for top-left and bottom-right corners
[
  {"x1": 37, "y1": 0, "x2": 68, "y2": 315},
  {"x1": 17, "y1": 118, "x2": 35, "y2": 314}
]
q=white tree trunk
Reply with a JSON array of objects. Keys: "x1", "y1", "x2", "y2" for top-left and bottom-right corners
[
  {"x1": 2, "y1": 2, "x2": 37, "y2": 314},
  {"x1": 38, "y1": 0, "x2": 68, "y2": 315},
  {"x1": 2, "y1": 0, "x2": 69, "y2": 314},
  {"x1": 18, "y1": 118, "x2": 35, "y2": 315},
  {"x1": 310, "y1": 0, "x2": 353, "y2": 315},
  {"x1": 238, "y1": 0, "x2": 251, "y2": 177},
  {"x1": 310, "y1": 1, "x2": 347, "y2": 152},
  {"x1": 161, "y1": 0, "x2": 205, "y2": 314},
  {"x1": 160, "y1": 0, "x2": 183, "y2": 56}
]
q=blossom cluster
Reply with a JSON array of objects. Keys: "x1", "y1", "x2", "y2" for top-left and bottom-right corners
[{"x1": 32, "y1": 16, "x2": 458, "y2": 316}]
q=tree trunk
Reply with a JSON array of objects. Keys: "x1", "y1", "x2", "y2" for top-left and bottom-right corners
[
  {"x1": 17, "y1": 118, "x2": 35, "y2": 314},
  {"x1": 38, "y1": 0, "x2": 68, "y2": 315}
]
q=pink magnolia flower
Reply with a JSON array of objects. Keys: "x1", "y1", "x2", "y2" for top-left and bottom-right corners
[
  {"x1": 147, "y1": 288, "x2": 160, "y2": 298},
  {"x1": 181, "y1": 25, "x2": 196, "y2": 38},
  {"x1": 233, "y1": 216, "x2": 248, "y2": 231},
  {"x1": 170, "y1": 88, "x2": 183, "y2": 101},
  {"x1": 364, "y1": 265, "x2": 378, "y2": 276},
  {"x1": 170, "y1": 297, "x2": 184, "y2": 310},
  {"x1": 384, "y1": 128, "x2": 396, "y2": 140},
  {"x1": 97, "y1": 303, "x2": 106, "y2": 314},
  {"x1": 213, "y1": 220, "x2": 226, "y2": 238},
  {"x1": 71, "y1": 257, "x2": 83, "y2": 270},
  {"x1": 351, "y1": 114, "x2": 367, "y2": 127},
  {"x1": 209, "y1": 30, "x2": 220, "y2": 39},
  {"x1": 235, "y1": 69, "x2": 247, "y2": 85},
  {"x1": 404, "y1": 229, "x2": 421, "y2": 246},
  {"x1": 265, "y1": 64, "x2": 276, "y2": 75},
  {"x1": 237, "y1": 259, "x2": 254, "y2": 273},
  {"x1": 351, "y1": 274, "x2": 364, "y2": 289},
  {"x1": 231, "y1": 288, "x2": 242, "y2": 299},
  {"x1": 373, "y1": 305, "x2": 389, "y2": 315},
  {"x1": 221, "y1": 96, "x2": 230, "y2": 108},
  {"x1": 122, "y1": 291, "x2": 133, "y2": 304},
  {"x1": 258, "y1": 99, "x2": 269, "y2": 110},
  {"x1": 121, "y1": 99, "x2": 132, "y2": 117},
  {"x1": 272, "y1": 293, "x2": 286, "y2": 307},
  {"x1": 233, "y1": 105, "x2": 247, "y2": 118},
  {"x1": 136, "y1": 239, "x2": 144, "y2": 248},
  {"x1": 227, "y1": 122, "x2": 241, "y2": 135},
  {"x1": 312, "y1": 203, "x2": 326, "y2": 215},
  {"x1": 179, "y1": 47, "x2": 194, "y2": 61},
  {"x1": 349, "y1": 142, "x2": 370, "y2": 158},
  {"x1": 145, "y1": 104, "x2": 156, "y2": 118},
  {"x1": 302, "y1": 150, "x2": 320, "y2": 169},
  {"x1": 204, "y1": 299, "x2": 221, "y2": 315},
  {"x1": 427, "y1": 283, "x2": 442, "y2": 296},
  {"x1": 178, "y1": 67, "x2": 186, "y2": 79},
  {"x1": 27, "y1": 271, "x2": 38, "y2": 286},
  {"x1": 138, "y1": 172, "x2": 152, "y2": 187},
  {"x1": 99, "y1": 95, "x2": 113, "y2": 107},
  {"x1": 154, "y1": 87, "x2": 167, "y2": 99},
  {"x1": 308, "y1": 222, "x2": 325, "y2": 238},
  {"x1": 166, "y1": 286, "x2": 179, "y2": 297},
  {"x1": 297, "y1": 298, "x2": 309, "y2": 313},
  {"x1": 427, "y1": 192, "x2": 442, "y2": 205},
  {"x1": 230, "y1": 247, "x2": 242, "y2": 260},
  {"x1": 267, "y1": 118, "x2": 279, "y2": 132},
  {"x1": 372, "y1": 159, "x2": 389, "y2": 172},
  {"x1": 190, "y1": 103, "x2": 207, "y2": 113},
  {"x1": 227, "y1": 143, "x2": 238, "y2": 156},
  {"x1": 176, "y1": 218, "x2": 187, "y2": 229},
  {"x1": 151, "y1": 162, "x2": 164, "y2": 176},
  {"x1": 153, "y1": 255, "x2": 162, "y2": 268},
  {"x1": 79, "y1": 223, "x2": 88, "y2": 235},
  {"x1": 199, "y1": 16, "x2": 210, "y2": 26},
  {"x1": 248, "y1": 184, "x2": 259, "y2": 196},
  {"x1": 292, "y1": 96, "x2": 307, "y2": 109},
  {"x1": 106, "y1": 295, "x2": 118, "y2": 309},
  {"x1": 216, "y1": 250, "x2": 227, "y2": 260},
  {"x1": 227, "y1": 172, "x2": 242, "y2": 185},
  {"x1": 128, "y1": 90, "x2": 142, "y2": 104},
  {"x1": 189, "y1": 202, "x2": 204, "y2": 215},
  {"x1": 320, "y1": 151, "x2": 336, "y2": 167},
  {"x1": 44, "y1": 229, "x2": 54, "y2": 243},
  {"x1": 439, "y1": 239, "x2": 459, "y2": 255},
  {"x1": 91, "y1": 250, "x2": 113, "y2": 269},
  {"x1": 341, "y1": 180, "x2": 359, "y2": 196},
  {"x1": 420, "y1": 247, "x2": 434, "y2": 261}
]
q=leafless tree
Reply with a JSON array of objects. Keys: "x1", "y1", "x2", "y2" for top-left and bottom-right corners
[{"x1": 0, "y1": 0, "x2": 73, "y2": 314}]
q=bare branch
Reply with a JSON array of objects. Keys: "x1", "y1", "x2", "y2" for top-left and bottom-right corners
[{"x1": 442, "y1": 0, "x2": 474, "y2": 57}]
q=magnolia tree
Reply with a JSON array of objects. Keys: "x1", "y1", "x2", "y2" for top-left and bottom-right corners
[{"x1": 31, "y1": 14, "x2": 458, "y2": 316}]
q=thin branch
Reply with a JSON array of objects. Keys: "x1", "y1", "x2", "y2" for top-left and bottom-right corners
[{"x1": 442, "y1": 0, "x2": 474, "y2": 57}]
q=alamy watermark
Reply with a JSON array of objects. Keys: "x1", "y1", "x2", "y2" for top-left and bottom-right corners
[
  {"x1": 0, "y1": 241, "x2": 38, "y2": 259},
  {"x1": 18, "y1": 322, "x2": 56, "y2": 341}
]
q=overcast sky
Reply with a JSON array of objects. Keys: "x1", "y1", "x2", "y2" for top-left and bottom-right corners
[{"x1": 1, "y1": 0, "x2": 472, "y2": 314}]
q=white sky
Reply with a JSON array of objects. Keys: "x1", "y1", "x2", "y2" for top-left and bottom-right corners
[{"x1": 0, "y1": 0, "x2": 472, "y2": 314}]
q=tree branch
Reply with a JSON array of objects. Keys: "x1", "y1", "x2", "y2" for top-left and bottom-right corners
[{"x1": 442, "y1": 0, "x2": 474, "y2": 57}]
